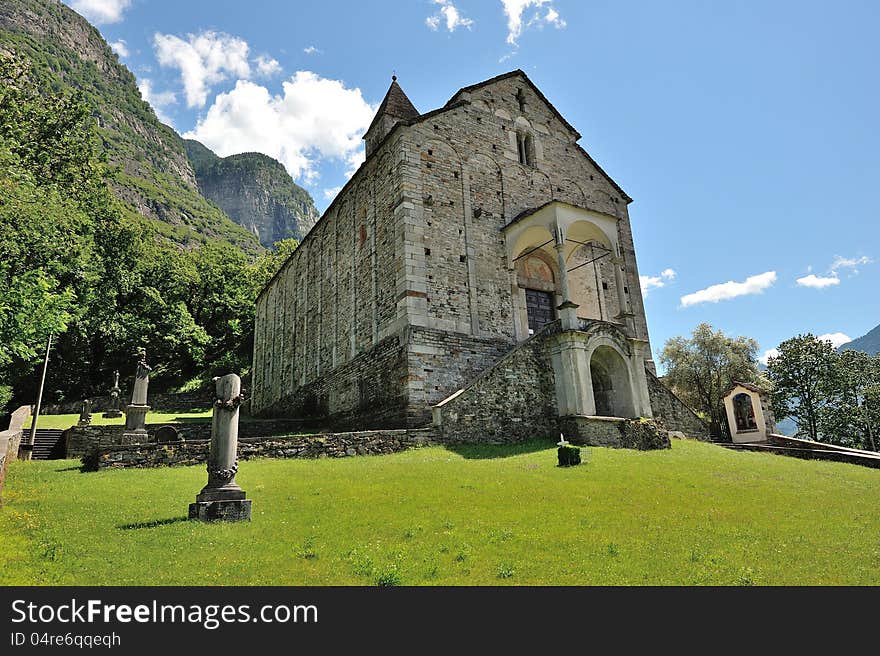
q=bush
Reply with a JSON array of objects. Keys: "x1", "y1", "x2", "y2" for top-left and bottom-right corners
[{"x1": 557, "y1": 445, "x2": 582, "y2": 467}]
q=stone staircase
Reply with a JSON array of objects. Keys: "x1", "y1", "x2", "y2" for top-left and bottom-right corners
[{"x1": 28, "y1": 429, "x2": 66, "y2": 460}]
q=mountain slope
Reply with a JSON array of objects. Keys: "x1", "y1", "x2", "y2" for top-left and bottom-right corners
[
  {"x1": 840, "y1": 323, "x2": 880, "y2": 356},
  {"x1": 0, "y1": 0, "x2": 262, "y2": 253},
  {"x1": 184, "y1": 141, "x2": 318, "y2": 248}
]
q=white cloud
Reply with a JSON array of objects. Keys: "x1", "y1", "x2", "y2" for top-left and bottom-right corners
[
  {"x1": 639, "y1": 268, "x2": 676, "y2": 297},
  {"x1": 154, "y1": 31, "x2": 252, "y2": 108},
  {"x1": 680, "y1": 271, "x2": 777, "y2": 307},
  {"x1": 323, "y1": 186, "x2": 343, "y2": 201},
  {"x1": 137, "y1": 79, "x2": 177, "y2": 126},
  {"x1": 426, "y1": 1, "x2": 474, "y2": 32},
  {"x1": 183, "y1": 71, "x2": 375, "y2": 184},
  {"x1": 817, "y1": 332, "x2": 852, "y2": 349},
  {"x1": 109, "y1": 39, "x2": 129, "y2": 58},
  {"x1": 303, "y1": 46, "x2": 322, "y2": 55},
  {"x1": 500, "y1": 0, "x2": 566, "y2": 45},
  {"x1": 796, "y1": 273, "x2": 840, "y2": 289},
  {"x1": 759, "y1": 348, "x2": 779, "y2": 366},
  {"x1": 830, "y1": 255, "x2": 872, "y2": 274},
  {"x1": 255, "y1": 55, "x2": 282, "y2": 78},
  {"x1": 68, "y1": 0, "x2": 131, "y2": 24}
]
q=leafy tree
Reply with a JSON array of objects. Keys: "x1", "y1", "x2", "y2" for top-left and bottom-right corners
[
  {"x1": 766, "y1": 334, "x2": 838, "y2": 442},
  {"x1": 817, "y1": 349, "x2": 879, "y2": 451},
  {"x1": 659, "y1": 323, "x2": 762, "y2": 438}
]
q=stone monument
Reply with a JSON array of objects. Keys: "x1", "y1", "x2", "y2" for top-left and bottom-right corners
[
  {"x1": 77, "y1": 399, "x2": 92, "y2": 427},
  {"x1": 102, "y1": 370, "x2": 123, "y2": 419},
  {"x1": 122, "y1": 350, "x2": 151, "y2": 443},
  {"x1": 189, "y1": 373, "x2": 251, "y2": 522}
]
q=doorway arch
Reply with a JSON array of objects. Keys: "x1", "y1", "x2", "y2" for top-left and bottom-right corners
[{"x1": 589, "y1": 345, "x2": 635, "y2": 418}]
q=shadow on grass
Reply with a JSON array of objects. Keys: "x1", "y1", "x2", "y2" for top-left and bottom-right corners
[
  {"x1": 443, "y1": 438, "x2": 555, "y2": 460},
  {"x1": 54, "y1": 465, "x2": 84, "y2": 473},
  {"x1": 118, "y1": 516, "x2": 189, "y2": 530},
  {"x1": 167, "y1": 415, "x2": 212, "y2": 424}
]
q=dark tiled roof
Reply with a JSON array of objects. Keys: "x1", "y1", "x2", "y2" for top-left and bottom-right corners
[
  {"x1": 727, "y1": 381, "x2": 768, "y2": 396},
  {"x1": 364, "y1": 77, "x2": 420, "y2": 137}
]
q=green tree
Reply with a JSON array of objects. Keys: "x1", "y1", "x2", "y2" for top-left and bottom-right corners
[
  {"x1": 659, "y1": 323, "x2": 762, "y2": 438},
  {"x1": 766, "y1": 334, "x2": 838, "y2": 442},
  {"x1": 817, "y1": 349, "x2": 879, "y2": 451}
]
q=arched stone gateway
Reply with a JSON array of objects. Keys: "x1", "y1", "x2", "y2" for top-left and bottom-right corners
[{"x1": 589, "y1": 345, "x2": 635, "y2": 418}]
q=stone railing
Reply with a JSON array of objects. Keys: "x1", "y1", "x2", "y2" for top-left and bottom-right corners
[{"x1": 83, "y1": 429, "x2": 435, "y2": 471}]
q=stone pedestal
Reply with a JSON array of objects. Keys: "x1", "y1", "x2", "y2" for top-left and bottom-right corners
[
  {"x1": 189, "y1": 374, "x2": 251, "y2": 522},
  {"x1": 122, "y1": 404, "x2": 150, "y2": 443}
]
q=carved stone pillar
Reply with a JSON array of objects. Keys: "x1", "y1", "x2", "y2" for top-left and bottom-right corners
[
  {"x1": 549, "y1": 332, "x2": 595, "y2": 417},
  {"x1": 553, "y1": 227, "x2": 580, "y2": 331},
  {"x1": 189, "y1": 374, "x2": 252, "y2": 522}
]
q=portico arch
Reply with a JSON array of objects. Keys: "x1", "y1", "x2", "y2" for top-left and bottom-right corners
[{"x1": 589, "y1": 345, "x2": 636, "y2": 418}]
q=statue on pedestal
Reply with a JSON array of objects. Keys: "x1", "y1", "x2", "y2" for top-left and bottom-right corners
[{"x1": 122, "y1": 349, "x2": 151, "y2": 443}]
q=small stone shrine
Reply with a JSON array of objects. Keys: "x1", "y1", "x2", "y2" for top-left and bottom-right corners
[
  {"x1": 189, "y1": 373, "x2": 251, "y2": 522},
  {"x1": 723, "y1": 381, "x2": 776, "y2": 444}
]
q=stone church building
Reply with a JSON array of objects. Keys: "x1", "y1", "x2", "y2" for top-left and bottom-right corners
[{"x1": 251, "y1": 70, "x2": 705, "y2": 444}]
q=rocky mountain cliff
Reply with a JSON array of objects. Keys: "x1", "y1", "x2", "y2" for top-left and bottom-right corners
[
  {"x1": 840, "y1": 323, "x2": 880, "y2": 356},
  {"x1": 184, "y1": 141, "x2": 318, "y2": 248},
  {"x1": 0, "y1": 0, "x2": 262, "y2": 253}
]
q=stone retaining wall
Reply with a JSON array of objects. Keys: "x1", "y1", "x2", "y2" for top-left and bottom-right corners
[
  {"x1": 558, "y1": 416, "x2": 670, "y2": 450},
  {"x1": 646, "y1": 370, "x2": 710, "y2": 439},
  {"x1": 431, "y1": 327, "x2": 559, "y2": 444},
  {"x1": 83, "y1": 430, "x2": 433, "y2": 471},
  {"x1": 65, "y1": 418, "x2": 316, "y2": 459}
]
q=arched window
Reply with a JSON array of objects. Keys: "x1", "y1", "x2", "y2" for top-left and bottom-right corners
[
  {"x1": 517, "y1": 132, "x2": 534, "y2": 167},
  {"x1": 732, "y1": 393, "x2": 758, "y2": 431}
]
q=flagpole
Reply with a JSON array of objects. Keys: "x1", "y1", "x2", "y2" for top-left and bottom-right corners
[{"x1": 25, "y1": 333, "x2": 52, "y2": 460}]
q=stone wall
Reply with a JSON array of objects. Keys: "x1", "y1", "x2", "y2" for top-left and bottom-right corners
[
  {"x1": 646, "y1": 370, "x2": 710, "y2": 439},
  {"x1": 83, "y1": 430, "x2": 432, "y2": 471},
  {"x1": 65, "y1": 418, "x2": 316, "y2": 459},
  {"x1": 39, "y1": 390, "x2": 209, "y2": 415},
  {"x1": 255, "y1": 333, "x2": 410, "y2": 430},
  {"x1": 0, "y1": 429, "x2": 22, "y2": 505},
  {"x1": 432, "y1": 328, "x2": 559, "y2": 443},
  {"x1": 558, "y1": 416, "x2": 670, "y2": 450},
  {"x1": 252, "y1": 130, "x2": 406, "y2": 416}
]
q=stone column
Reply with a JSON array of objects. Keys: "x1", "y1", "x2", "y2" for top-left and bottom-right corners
[
  {"x1": 122, "y1": 353, "x2": 151, "y2": 443},
  {"x1": 628, "y1": 338, "x2": 655, "y2": 418},
  {"x1": 189, "y1": 374, "x2": 251, "y2": 522},
  {"x1": 553, "y1": 227, "x2": 580, "y2": 331}
]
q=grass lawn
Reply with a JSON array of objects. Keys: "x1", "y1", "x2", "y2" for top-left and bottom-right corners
[
  {"x1": 24, "y1": 411, "x2": 213, "y2": 430},
  {"x1": 1, "y1": 439, "x2": 878, "y2": 586}
]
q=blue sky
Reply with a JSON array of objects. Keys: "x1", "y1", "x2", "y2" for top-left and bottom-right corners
[{"x1": 68, "y1": 0, "x2": 879, "y2": 366}]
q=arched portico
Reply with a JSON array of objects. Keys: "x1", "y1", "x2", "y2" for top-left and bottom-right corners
[
  {"x1": 504, "y1": 201, "x2": 634, "y2": 340},
  {"x1": 589, "y1": 345, "x2": 636, "y2": 418}
]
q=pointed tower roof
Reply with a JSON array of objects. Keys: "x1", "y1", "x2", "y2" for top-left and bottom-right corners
[
  {"x1": 365, "y1": 75, "x2": 420, "y2": 136},
  {"x1": 363, "y1": 76, "x2": 420, "y2": 157}
]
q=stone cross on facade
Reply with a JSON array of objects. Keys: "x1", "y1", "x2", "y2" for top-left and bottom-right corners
[
  {"x1": 122, "y1": 351, "x2": 151, "y2": 443},
  {"x1": 189, "y1": 373, "x2": 252, "y2": 522}
]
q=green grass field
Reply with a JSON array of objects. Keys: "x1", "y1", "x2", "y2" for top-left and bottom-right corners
[
  {"x1": 1, "y1": 439, "x2": 878, "y2": 585},
  {"x1": 24, "y1": 411, "x2": 213, "y2": 430}
]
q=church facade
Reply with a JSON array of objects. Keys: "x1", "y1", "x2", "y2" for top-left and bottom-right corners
[{"x1": 251, "y1": 70, "x2": 705, "y2": 442}]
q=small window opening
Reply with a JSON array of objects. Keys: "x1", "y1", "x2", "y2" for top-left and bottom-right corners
[{"x1": 517, "y1": 132, "x2": 534, "y2": 167}]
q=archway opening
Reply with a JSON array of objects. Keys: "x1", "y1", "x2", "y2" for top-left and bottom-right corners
[
  {"x1": 732, "y1": 393, "x2": 758, "y2": 432},
  {"x1": 589, "y1": 345, "x2": 635, "y2": 418}
]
